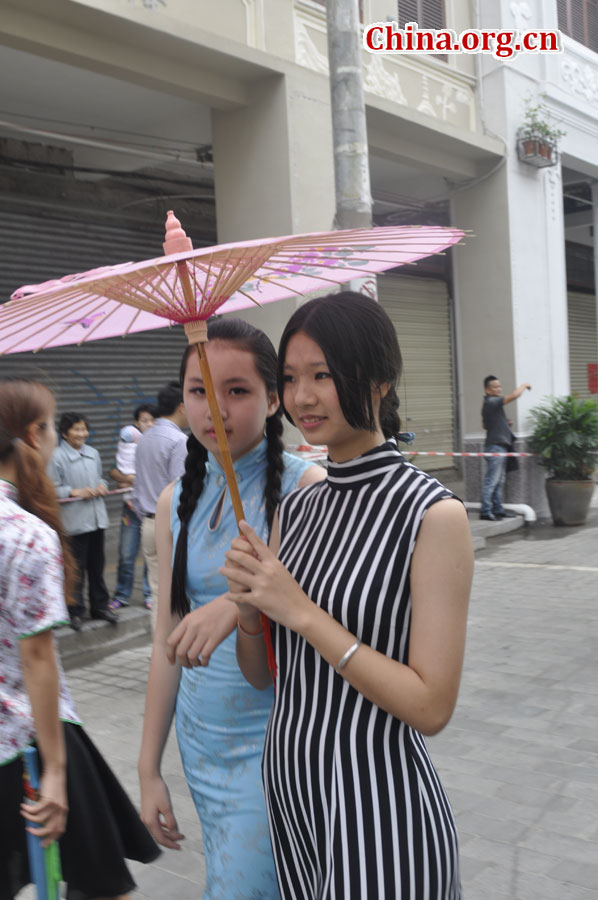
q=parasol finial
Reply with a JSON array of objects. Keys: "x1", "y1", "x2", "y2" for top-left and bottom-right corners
[{"x1": 163, "y1": 210, "x2": 193, "y2": 255}]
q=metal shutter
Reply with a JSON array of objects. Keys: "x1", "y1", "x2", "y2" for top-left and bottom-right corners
[
  {"x1": 0, "y1": 207, "x2": 194, "y2": 530},
  {"x1": 377, "y1": 273, "x2": 455, "y2": 471},
  {"x1": 397, "y1": 0, "x2": 445, "y2": 29},
  {"x1": 568, "y1": 290, "x2": 598, "y2": 398}
]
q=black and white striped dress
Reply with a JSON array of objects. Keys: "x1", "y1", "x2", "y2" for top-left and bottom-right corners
[{"x1": 263, "y1": 441, "x2": 462, "y2": 900}]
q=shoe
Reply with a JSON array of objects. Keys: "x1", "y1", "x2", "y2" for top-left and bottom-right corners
[
  {"x1": 70, "y1": 615, "x2": 82, "y2": 632},
  {"x1": 479, "y1": 513, "x2": 498, "y2": 521},
  {"x1": 90, "y1": 607, "x2": 118, "y2": 625},
  {"x1": 109, "y1": 597, "x2": 128, "y2": 610},
  {"x1": 496, "y1": 510, "x2": 518, "y2": 518},
  {"x1": 143, "y1": 597, "x2": 153, "y2": 610}
]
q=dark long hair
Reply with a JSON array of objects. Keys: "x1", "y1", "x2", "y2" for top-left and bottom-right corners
[
  {"x1": 278, "y1": 291, "x2": 403, "y2": 441},
  {"x1": 171, "y1": 318, "x2": 284, "y2": 618},
  {"x1": 0, "y1": 379, "x2": 77, "y2": 604}
]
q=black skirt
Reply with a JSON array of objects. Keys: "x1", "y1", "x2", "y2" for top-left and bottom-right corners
[{"x1": 0, "y1": 722, "x2": 160, "y2": 900}]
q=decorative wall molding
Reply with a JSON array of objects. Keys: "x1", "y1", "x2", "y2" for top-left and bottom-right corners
[
  {"x1": 364, "y1": 55, "x2": 407, "y2": 105},
  {"x1": 435, "y1": 83, "x2": 469, "y2": 121},
  {"x1": 292, "y1": 1, "x2": 475, "y2": 129},
  {"x1": 241, "y1": 0, "x2": 266, "y2": 50},
  {"x1": 509, "y1": 2, "x2": 532, "y2": 34},
  {"x1": 561, "y1": 58, "x2": 598, "y2": 106},
  {"x1": 294, "y1": 16, "x2": 329, "y2": 74},
  {"x1": 417, "y1": 76, "x2": 437, "y2": 117}
]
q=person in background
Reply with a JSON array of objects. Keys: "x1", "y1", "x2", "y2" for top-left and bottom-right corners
[
  {"x1": 0, "y1": 378, "x2": 160, "y2": 900},
  {"x1": 480, "y1": 374, "x2": 531, "y2": 521},
  {"x1": 132, "y1": 383, "x2": 188, "y2": 630},
  {"x1": 49, "y1": 412, "x2": 115, "y2": 631},
  {"x1": 109, "y1": 404, "x2": 156, "y2": 612}
]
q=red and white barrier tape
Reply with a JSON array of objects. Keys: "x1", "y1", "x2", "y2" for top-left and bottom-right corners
[{"x1": 291, "y1": 444, "x2": 536, "y2": 461}]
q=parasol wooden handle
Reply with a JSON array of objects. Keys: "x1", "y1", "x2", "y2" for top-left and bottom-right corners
[{"x1": 193, "y1": 342, "x2": 245, "y2": 526}]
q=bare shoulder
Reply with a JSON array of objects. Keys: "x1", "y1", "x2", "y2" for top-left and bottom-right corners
[
  {"x1": 298, "y1": 464, "x2": 327, "y2": 487},
  {"x1": 415, "y1": 497, "x2": 473, "y2": 564},
  {"x1": 423, "y1": 497, "x2": 469, "y2": 527}
]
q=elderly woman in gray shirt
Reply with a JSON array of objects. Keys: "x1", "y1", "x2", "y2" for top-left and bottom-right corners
[{"x1": 49, "y1": 412, "x2": 116, "y2": 631}]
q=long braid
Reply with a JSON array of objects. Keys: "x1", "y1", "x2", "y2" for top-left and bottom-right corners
[
  {"x1": 171, "y1": 434, "x2": 208, "y2": 618},
  {"x1": 264, "y1": 410, "x2": 284, "y2": 534}
]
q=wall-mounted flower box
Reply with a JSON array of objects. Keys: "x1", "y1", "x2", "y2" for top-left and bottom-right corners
[
  {"x1": 516, "y1": 132, "x2": 558, "y2": 168},
  {"x1": 517, "y1": 96, "x2": 565, "y2": 170}
]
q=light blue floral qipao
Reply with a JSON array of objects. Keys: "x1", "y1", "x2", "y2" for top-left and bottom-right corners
[{"x1": 171, "y1": 439, "x2": 310, "y2": 900}]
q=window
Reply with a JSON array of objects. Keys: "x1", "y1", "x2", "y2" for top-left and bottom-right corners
[
  {"x1": 397, "y1": 0, "x2": 444, "y2": 30},
  {"x1": 557, "y1": 0, "x2": 598, "y2": 53}
]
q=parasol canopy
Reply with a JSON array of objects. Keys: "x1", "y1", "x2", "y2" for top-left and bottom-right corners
[
  {"x1": 1, "y1": 216, "x2": 465, "y2": 355},
  {"x1": 3, "y1": 212, "x2": 465, "y2": 679}
]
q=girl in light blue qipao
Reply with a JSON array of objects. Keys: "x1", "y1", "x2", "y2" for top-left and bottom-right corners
[{"x1": 138, "y1": 318, "x2": 324, "y2": 900}]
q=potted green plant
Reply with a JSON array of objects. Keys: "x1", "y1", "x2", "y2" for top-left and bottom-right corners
[
  {"x1": 517, "y1": 96, "x2": 566, "y2": 168},
  {"x1": 528, "y1": 395, "x2": 598, "y2": 525}
]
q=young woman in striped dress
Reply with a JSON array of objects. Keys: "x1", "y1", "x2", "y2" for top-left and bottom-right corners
[{"x1": 222, "y1": 292, "x2": 474, "y2": 900}]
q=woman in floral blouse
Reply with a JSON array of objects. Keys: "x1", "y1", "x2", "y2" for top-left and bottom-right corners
[{"x1": 0, "y1": 379, "x2": 159, "y2": 900}]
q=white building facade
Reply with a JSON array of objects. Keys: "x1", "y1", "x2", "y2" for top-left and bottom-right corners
[{"x1": 0, "y1": 0, "x2": 596, "y2": 512}]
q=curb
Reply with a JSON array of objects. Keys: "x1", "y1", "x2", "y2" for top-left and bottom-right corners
[{"x1": 57, "y1": 606, "x2": 152, "y2": 671}]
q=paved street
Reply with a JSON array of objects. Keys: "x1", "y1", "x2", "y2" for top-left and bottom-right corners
[{"x1": 17, "y1": 508, "x2": 598, "y2": 899}]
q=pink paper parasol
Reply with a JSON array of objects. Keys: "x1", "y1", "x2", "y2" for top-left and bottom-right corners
[{"x1": 2, "y1": 212, "x2": 465, "y2": 676}]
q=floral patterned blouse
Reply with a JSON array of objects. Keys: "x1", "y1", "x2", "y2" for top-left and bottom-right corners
[{"x1": 0, "y1": 479, "x2": 79, "y2": 765}]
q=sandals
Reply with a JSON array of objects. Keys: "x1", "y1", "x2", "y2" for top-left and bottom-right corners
[{"x1": 109, "y1": 598, "x2": 127, "y2": 610}]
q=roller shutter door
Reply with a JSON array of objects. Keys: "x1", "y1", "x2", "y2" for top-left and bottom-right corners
[
  {"x1": 0, "y1": 206, "x2": 198, "y2": 529},
  {"x1": 568, "y1": 290, "x2": 598, "y2": 399},
  {"x1": 377, "y1": 273, "x2": 455, "y2": 471}
]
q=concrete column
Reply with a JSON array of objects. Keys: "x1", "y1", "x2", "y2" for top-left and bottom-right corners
[{"x1": 211, "y1": 70, "x2": 335, "y2": 349}]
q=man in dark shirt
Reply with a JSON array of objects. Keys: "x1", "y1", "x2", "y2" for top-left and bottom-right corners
[{"x1": 480, "y1": 374, "x2": 531, "y2": 520}]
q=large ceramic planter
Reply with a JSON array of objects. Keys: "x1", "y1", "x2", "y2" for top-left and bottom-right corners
[{"x1": 545, "y1": 479, "x2": 595, "y2": 526}]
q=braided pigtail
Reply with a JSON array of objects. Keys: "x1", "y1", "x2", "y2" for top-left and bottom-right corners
[
  {"x1": 379, "y1": 385, "x2": 401, "y2": 442},
  {"x1": 264, "y1": 409, "x2": 284, "y2": 534},
  {"x1": 171, "y1": 434, "x2": 208, "y2": 618}
]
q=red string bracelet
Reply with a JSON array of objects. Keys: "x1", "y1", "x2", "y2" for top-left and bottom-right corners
[{"x1": 237, "y1": 620, "x2": 264, "y2": 638}]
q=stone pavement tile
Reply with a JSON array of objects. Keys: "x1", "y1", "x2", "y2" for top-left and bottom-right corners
[
  {"x1": 462, "y1": 863, "x2": 513, "y2": 897},
  {"x1": 478, "y1": 762, "x2": 561, "y2": 793},
  {"x1": 534, "y1": 760, "x2": 596, "y2": 784},
  {"x1": 459, "y1": 854, "x2": 489, "y2": 882},
  {"x1": 499, "y1": 725, "x2": 595, "y2": 757},
  {"x1": 429, "y1": 768, "x2": 506, "y2": 801},
  {"x1": 518, "y1": 827, "x2": 597, "y2": 866},
  {"x1": 456, "y1": 810, "x2": 530, "y2": 844},
  {"x1": 469, "y1": 794, "x2": 554, "y2": 827},
  {"x1": 460, "y1": 835, "x2": 556, "y2": 877},
  {"x1": 508, "y1": 870, "x2": 598, "y2": 900},
  {"x1": 491, "y1": 781, "x2": 578, "y2": 815},
  {"x1": 548, "y1": 861, "x2": 598, "y2": 891},
  {"x1": 466, "y1": 863, "x2": 598, "y2": 900},
  {"x1": 130, "y1": 860, "x2": 203, "y2": 900},
  {"x1": 558, "y1": 779, "x2": 598, "y2": 804},
  {"x1": 143, "y1": 846, "x2": 207, "y2": 883}
]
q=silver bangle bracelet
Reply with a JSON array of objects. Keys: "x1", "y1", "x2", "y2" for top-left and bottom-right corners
[{"x1": 335, "y1": 640, "x2": 362, "y2": 672}]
